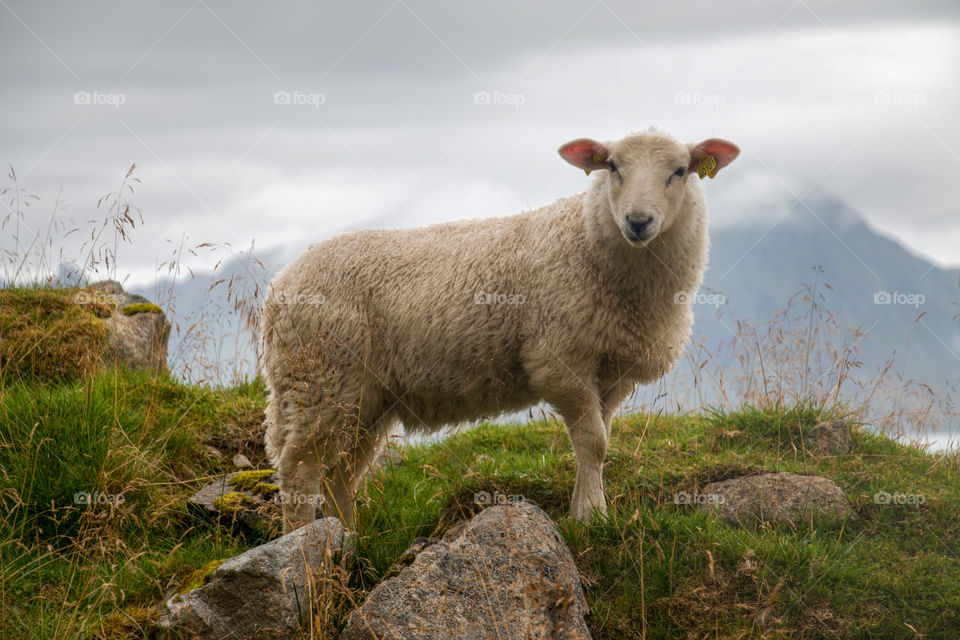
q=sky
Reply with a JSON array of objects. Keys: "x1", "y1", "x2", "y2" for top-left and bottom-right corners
[{"x1": 2, "y1": 0, "x2": 959, "y2": 288}]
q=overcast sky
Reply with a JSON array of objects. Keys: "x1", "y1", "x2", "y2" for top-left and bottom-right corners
[{"x1": 2, "y1": 0, "x2": 958, "y2": 287}]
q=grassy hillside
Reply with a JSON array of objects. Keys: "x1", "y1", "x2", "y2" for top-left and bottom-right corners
[{"x1": 2, "y1": 288, "x2": 959, "y2": 638}]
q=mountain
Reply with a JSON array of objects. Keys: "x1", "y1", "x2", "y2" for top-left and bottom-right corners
[{"x1": 699, "y1": 196, "x2": 959, "y2": 390}]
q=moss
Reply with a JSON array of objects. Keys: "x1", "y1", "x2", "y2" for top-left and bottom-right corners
[
  {"x1": 92, "y1": 604, "x2": 159, "y2": 638},
  {"x1": 122, "y1": 302, "x2": 163, "y2": 316},
  {"x1": 213, "y1": 491, "x2": 255, "y2": 514},
  {"x1": 255, "y1": 482, "x2": 280, "y2": 496},
  {"x1": 0, "y1": 287, "x2": 107, "y2": 382},
  {"x1": 228, "y1": 469, "x2": 279, "y2": 496},
  {"x1": 178, "y1": 559, "x2": 226, "y2": 595}
]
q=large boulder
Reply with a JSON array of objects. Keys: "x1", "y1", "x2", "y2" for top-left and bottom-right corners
[
  {"x1": 159, "y1": 517, "x2": 351, "y2": 639},
  {"x1": 340, "y1": 501, "x2": 591, "y2": 640},
  {"x1": 700, "y1": 472, "x2": 853, "y2": 526},
  {"x1": 87, "y1": 280, "x2": 170, "y2": 373}
]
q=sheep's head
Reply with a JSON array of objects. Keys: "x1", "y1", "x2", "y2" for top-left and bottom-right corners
[{"x1": 559, "y1": 131, "x2": 739, "y2": 247}]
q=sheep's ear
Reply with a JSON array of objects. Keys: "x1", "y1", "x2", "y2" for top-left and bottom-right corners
[
  {"x1": 558, "y1": 138, "x2": 611, "y2": 175},
  {"x1": 687, "y1": 138, "x2": 740, "y2": 179}
]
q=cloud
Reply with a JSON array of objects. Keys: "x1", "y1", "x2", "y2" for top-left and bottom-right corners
[{"x1": 2, "y1": 1, "x2": 959, "y2": 289}]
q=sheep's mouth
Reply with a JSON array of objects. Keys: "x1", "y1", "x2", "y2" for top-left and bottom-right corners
[{"x1": 621, "y1": 228, "x2": 654, "y2": 247}]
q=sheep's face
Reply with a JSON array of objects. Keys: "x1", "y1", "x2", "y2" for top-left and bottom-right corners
[{"x1": 559, "y1": 132, "x2": 740, "y2": 248}]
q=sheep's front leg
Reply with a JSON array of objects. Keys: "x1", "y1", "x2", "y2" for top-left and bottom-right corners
[{"x1": 560, "y1": 396, "x2": 608, "y2": 521}]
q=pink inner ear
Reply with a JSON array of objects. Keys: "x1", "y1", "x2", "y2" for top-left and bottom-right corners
[
  {"x1": 688, "y1": 138, "x2": 740, "y2": 172},
  {"x1": 558, "y1": 138, "x2": 610, "y2": 171}
]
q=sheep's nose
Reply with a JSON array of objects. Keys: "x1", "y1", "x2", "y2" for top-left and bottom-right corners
[{"x1": 627, "y1": 215, "x2": 653, "y2": 238}]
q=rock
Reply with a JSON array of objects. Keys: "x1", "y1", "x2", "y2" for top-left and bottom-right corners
[
  {"x1": 441, "y1": 519, "x2": 468, "y2": 542},
  {"x1": 233, "y1": 453, "x2": 253, "y2": 469},
  {"x1": 382, "y1": 537, "x2": 441, "y2": 579},
  {"x1": 807, "y1": 420, "x2": 853, "y2": 455},
  {"x1": 88, "y1": 280, "x2": 170, "y2": 374},
  {"x1": 371, "y1": 446, "x2": 404, "y2": 471},
  {"x1": 203, "y1": 445, "x2": 224, "y2": 459},
  {"x1": 474, "y1": 453, "x2": 495, "y2": 465},
  {"x1": 340, "y1": 501, "x2": 592, "y2": 640},
  {"x1": 160, "y1": 517, "x2": 351, "y2": 639},
  {"x1": 188, "y1": 471, "x2": 287, "y2": 535},
  {"x1": 700, "y1": 472, "x2": 853, "y2": 526}
]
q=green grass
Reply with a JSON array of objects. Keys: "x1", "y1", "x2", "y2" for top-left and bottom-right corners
[
  {"x1": 350, "y1": 409, "x2": 960, "y2": 639},
  {"x1": 0, "y1": 287, "x2": 109, "y2": 383},
  {"x1": 0, "y1": 369, "x2": 268, "y2": 638},
  {"x1": 1, "y1": 283, "x2": 958, "y2": 639}
]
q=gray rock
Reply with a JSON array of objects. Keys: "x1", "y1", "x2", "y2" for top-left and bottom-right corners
[
  {"x1": 700, "y1": 472, "x2": 853, "y2": 526},
  {"x1": 203, "y1": 445, "x2": 224, "y2": 459},
  {"x1": 371, "y1": 446, "x2": 404, "y2": 471},
  {"x1": 188, "y1": 471, "x2": 285, "y2": 534},
  {"x1": 88, "y1": 280, "x2": 170, "y2": 373},
  {"x1": 87, "y1": 280, "x2": 125, "y2": 296},
  {"x1": 232, "y1": 453, "x2": 254, "y2": 469},
  {"x1": 441, "y1": 519, "x2": 468, "y2": 542},
  {"x1": 340, "y1": 501, "x2": 592, "y2": 640},
  {"x1": 382, "y1": 537, "x2": 441, "y2": 579},
  {"x1": 807, "y1": 420, "x2": 853, "y2": 455},
  {"x1": 160, "y1": 517, "x2": 351, "y2": 639}
]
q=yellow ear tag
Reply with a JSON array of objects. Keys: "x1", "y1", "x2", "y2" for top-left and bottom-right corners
[
  {"x1": 697, "y1": 154, "x2": 718, "y2": 179},
  {"x1": 585, "y1": 152, "x2": 607, "y2": 176}
]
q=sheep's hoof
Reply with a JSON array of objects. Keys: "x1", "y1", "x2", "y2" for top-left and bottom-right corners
[{"x1": 570, "y1": 497, "x2": 607, "y2": 522}]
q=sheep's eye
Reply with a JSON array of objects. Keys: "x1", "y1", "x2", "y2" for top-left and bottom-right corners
[
  {"x1": 609, "y1": 161, "x2": 623, "y2": 183},
  {"x1": 666, "y1": 166, "x2": 686, "y2": 186}
]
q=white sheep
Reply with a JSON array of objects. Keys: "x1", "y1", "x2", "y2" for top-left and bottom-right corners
[{"x1": 262, "y1": 128, "x2": 739, "y2": 530}]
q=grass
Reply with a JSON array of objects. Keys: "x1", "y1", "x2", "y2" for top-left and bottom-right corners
[
  {"x1": 352, "y1": 411, "x2": 960, "y2": 639},
  {"x1": 0, "y1": 367, "x2": 268, "y2": 638},
  {"x1": 6, "y1": 357, "x2": 958, "y2": 638},
  {"x1": 0, "y1": 287, "x2": 109, "y2": 383}
]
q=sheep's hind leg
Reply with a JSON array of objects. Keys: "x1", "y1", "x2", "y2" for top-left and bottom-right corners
[
  {"x1": 600, "y1": 376, "x2": 635, "y2": 441},
  {"x1": 321, "y1": 423, "x2": 389, "y2": 524},
  {"x1": 277, "y1": 437, "x2": 326, "y2": 533}
]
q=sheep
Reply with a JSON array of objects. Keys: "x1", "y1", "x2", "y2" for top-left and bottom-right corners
[{"x1": 261, "y1": 128, "x2": 740, "y2": 530}]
